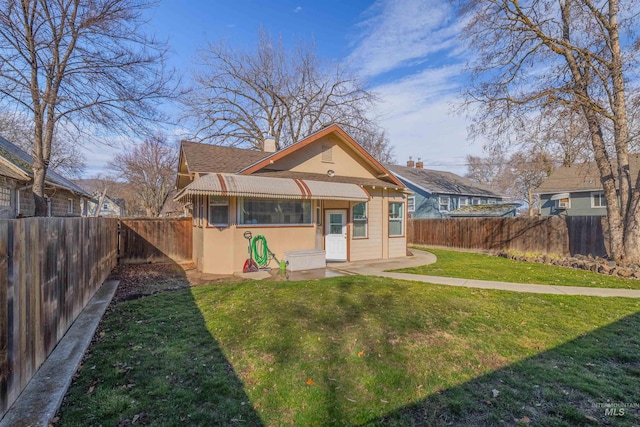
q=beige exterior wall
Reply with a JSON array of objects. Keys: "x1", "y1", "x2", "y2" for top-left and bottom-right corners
[
  {"x1": 271, "y1": 134, "x2": 381, "y2": 179},
  {"x1": 194, "y1": 196, "x2": 320, "y2": 275},
  {"x1": 192, "y1": 188, "x2": 409, "y2": 274}
]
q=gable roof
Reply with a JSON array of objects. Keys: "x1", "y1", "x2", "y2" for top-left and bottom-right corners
[
  {"x1": 536, "y1": 155, "x2": 640, "y2": 194},
  {"x1": 385, "y1": 164, "x2": 503, "y2": 198},
  {"x1": 0, "y1": 135, "x2": 90, "y2": 197},
  {"x1": 238, "y1": 125, "x2": 404, "y2": 187},
  {"x1": 180, "y1": 141, "x2": 270, "y2": 174},
  {"x1": 178, "y1": 125, "x2": 404, "y2": 189}
]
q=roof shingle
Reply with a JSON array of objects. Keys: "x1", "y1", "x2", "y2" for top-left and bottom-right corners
[
  {"x1": 536, "y1": 155, "x2": 640, "y2": 194},
  {"x1": 181, "y1": 141, "x2": 271, "y2": 174},
  {"x1": 384, "y1": 164, "x2": 503, "y2": 197}
]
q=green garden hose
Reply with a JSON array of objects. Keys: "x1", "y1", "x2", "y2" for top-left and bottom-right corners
[{"x1": 251, "y1": 235, "x2": 270, "y2": 267}]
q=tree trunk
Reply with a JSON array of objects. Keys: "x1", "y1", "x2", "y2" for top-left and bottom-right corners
[
  {"x1": 527, "y1": 187, "x2": 534, "y2": 217},
  {"x1": 32, "y1": 159, "x2": 48, "y2": 216}
]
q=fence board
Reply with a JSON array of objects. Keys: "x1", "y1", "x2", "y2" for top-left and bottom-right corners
[
  {"x1": 119, "y1": 218, "x2": 192, "y2": 264},
  {"x1": 0, "y1": 217, "x2": 118, "y2": 418},
  {"x1": 408, "y1": 216, "x2": 606, "y2": 257}
]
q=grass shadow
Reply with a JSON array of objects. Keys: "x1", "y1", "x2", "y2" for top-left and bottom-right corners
[
  {"x1": 56, "y1": 260, "x2": 262, "y2": 426},
  {"x1": 361, "y1": 311, "x2": 640, "y2": 426}
]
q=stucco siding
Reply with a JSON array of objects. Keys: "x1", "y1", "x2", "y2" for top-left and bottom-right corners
[
  {"x1": 272, "y1": 134, "x2": 381, "y2": 179},
  {"x1": 350, "y1": 189, "x2": 383, "y2": 261}
]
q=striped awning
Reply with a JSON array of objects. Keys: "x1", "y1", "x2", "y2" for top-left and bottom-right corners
[
  {"x1": 550, "y1": 192, "x2": 570, "y2": 200},
  {"x1": 174, "y1": 173, "x2": 370, "y2": 202}
]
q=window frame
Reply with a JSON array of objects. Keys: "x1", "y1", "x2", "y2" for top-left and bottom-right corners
[
  {"x1": 557, "y1": 197, "x2": 571, "y2": 209},
  {"x1": 388, "y1": 201, "x2": 405, "y2": 237},
  {"x1": 591, "y1": 192, "x2": 606, "y2": 208},
  {"x1": 207, "y1": 196, "x2": 230, "y2": 227},
  {"x1": 238, "y1": 197, "x2": 313, "y2": 226},
  {"x1": 352, "y1": 201, "x2": 368, "y2": 239},
  {"x1": 438, "y1": 196, "x2": 450, "y2": 212},
  {"x1": 459, "y1": 196, "x2": 469, "y2": 206},
  {"x1": 67, "y1": 198, "x2": 74, "y2": 214},
  {"x1": 0, "y1": 186, "x2": 11, "y2": 207},
  {"x1": 407, "y1": 196, "x2": 415, "y2": 213}
]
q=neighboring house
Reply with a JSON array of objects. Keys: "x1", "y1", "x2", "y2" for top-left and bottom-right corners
[
  {"x1": 160, "y1": 189, "x2": 187, "y2": 218},
  {"x1": 0, "y1": 136, "x2": 91, "y2": 218},
  {"x1": 384, "y1": 161, "x2": 508, "y2": 218},
  {"x1": 174, "y1": 124, "x2": 409, "y2": 275},
  {"x1": 535, "y1": 158, "x2": 640, "y2": 216},
  {"x1": 87, "y1": 194, "x2": 126, "y2": 217}
]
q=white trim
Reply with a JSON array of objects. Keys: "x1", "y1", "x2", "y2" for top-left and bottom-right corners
[
  {"x1": 591, "y1": 191, "x2": 606, "y2": 208},
  {"x1": 407, "y1": 196, "x2": 415, "y2": 212},
  {"x1": 352, "y1": 201, "x2": 368, "y2": 239}
]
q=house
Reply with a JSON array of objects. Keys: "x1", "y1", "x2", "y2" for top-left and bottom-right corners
[
  {"x1": 448, "y1": 203, "x2": 521, "y2": 217},
  {"x1": 535, "y1": 157, "x2": 640, "y2": 216},
  {"x1": 384, "y1": 161, "x2": 508, "y2": 218},
  {"x1": 87, "y1": 194, "x2": 126, "y2": 217},
  {"x1": 160, "y1": 189, "x2": 187, "y2": 217},
  {"x1": 0, "y1": 135, "x2": 91, "y2": 218},
  {"x1": 174, "y1": 125, "x2": 409, "y2": 275}
]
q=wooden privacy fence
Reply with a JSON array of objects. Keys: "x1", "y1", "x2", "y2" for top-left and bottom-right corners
[
  {"x1": 118, "y1": 218, "x2": 192, "y2": 264},
  {"x1": 0, "y1": 217, "x2": 118, "y2": 417},
  {"x1": 408, "y1": 216, "x2": 607, "y2": 258}
]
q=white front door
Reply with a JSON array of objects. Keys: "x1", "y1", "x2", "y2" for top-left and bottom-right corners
[{"x1": 325, "y1": 209, "x2": 347, "y2": 261}]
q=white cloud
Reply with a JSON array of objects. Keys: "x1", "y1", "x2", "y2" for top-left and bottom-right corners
[
  {"x1": 372, "y1": 68, "x2": 484, "y2": 175},
  {"x1": 293, "y1": 6, "x2": 302, "y2": 13},
  {"x1": 348, "y1": 0, "x2": 463, "y2": 78}
]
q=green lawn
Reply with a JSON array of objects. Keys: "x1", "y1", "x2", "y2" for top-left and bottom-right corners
[
  {"x1": 398, "y1": 247, "x2": 640, "y2": 290},
  {"x1": 57, "y1": 276, "x2": 640, "y2": 426}
]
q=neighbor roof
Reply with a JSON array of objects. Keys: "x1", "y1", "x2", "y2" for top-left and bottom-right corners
[
  {"x1": 180, "y1": 141, "x2": 271, "y2": 174},
  {"x1": 0, "y1": 136, "x2": 90, "y2": 196},
  {"x1": 448, "y1": 203, "x2": 521, "y2": 217},
  {"x1": 536, "y1": 155, "x2": 640, "y2": 194},
  {"x1": 385, "y1": 164, "x2": 503, "y2": 198}
]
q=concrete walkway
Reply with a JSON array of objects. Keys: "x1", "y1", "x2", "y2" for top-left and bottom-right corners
[
  {"x1": 327, "y1": 250, "x2": 640, "y2": 298},
  {"x1": 0, "y1": 280, "x2": 118, "y2": 427}
]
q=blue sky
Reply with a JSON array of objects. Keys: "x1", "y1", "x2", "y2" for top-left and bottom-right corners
[{"x1": 84, "y1": 0, "x2": 482, "y2": 176}]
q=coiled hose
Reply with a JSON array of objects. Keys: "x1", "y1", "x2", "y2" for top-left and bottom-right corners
[{"x1": 251, "y1": 235, "x2": 270, "y2": 267}]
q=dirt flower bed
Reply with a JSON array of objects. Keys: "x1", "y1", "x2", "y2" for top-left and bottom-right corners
[
  {"x1": 498, "y1": 250, "x2": 640, "y2": 280},
  {"x1": 108, "y1": 261, "x2": 245, "y2": 303}
]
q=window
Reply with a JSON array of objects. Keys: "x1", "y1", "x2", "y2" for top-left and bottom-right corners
[
  {"x1": 488, "y1": 199, "x2": 497, "y2": 205},
  {"x1": 239, "y1": 198, "x2": 312, "y2": 225},
  {"x1": 591, "y1": 192, "x2": 606, "y2": 208},
  {"x1": 352, "y1": 202, "x2": 368, "y2": 238},
  {"x1": 0, "y1": 186, "x2": 10, "y2": 207},
  {"x1": 208, "y1": 196, "x2": 229, "y2": 226},
  {"x1": 459, "y1": 197, "x2": 469, "y2": 206},
  {"x1": 389, "y1": 202, "x2": 404, "y2": 236},
  {"x1": 102, "y1": 202, "x2": 108, "y2": 210},
  {"x1": 438, "y1": 196, "x2": 450, "y2": 212},
  {"x1": 471, "y1": 198, "x2": 481, "y2": 205},
  {"x1": 67, "y1": 198, "x2": 73, "y2": 214},
  {"x1": 80, "y1": 199, "x2": 86, "y2": 216},
  {"x1": 557, "y1": 197, "x2": 571, "y2": 209},
  {"x1": 198, "y1": 195, "x2": 204, "y2": 226},
  {"x1": 407, "y1": 196, "x2": 415, "y2": 213}
]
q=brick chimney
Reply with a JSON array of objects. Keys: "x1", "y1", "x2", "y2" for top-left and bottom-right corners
[
  {"x1": 263, "y1": 135, "x2": 277, "y2": 153},
  {"x1": 406, "y1": 157, "x2": 415, "y2": 168},
  {"x1": 416, "y1": 158, "x2": 424, "y2": 169}
]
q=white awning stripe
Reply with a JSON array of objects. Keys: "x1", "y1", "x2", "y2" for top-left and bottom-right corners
[
  {"x1": 550, "y1": 192, "x2": 570, "y2": 200},
  {"x1": 175, "y1": 173, "x2": 370, "y2": 202}
]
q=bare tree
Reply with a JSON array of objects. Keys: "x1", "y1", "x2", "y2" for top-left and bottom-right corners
[
  {"x1": 0, "y1": 0, "x2": 175, "y2": 216},
  {"x1": 109, "y1": 134, "x2": 177, "y2": 217},
  {"x1": 0, "y1": 111, "x2": 86, "y2": 178},
  {"x1": 461, "y1": 0, "x2": 640, "y2": 261},
  {"x1": 184, "y1": 29, "x2": 394, "y2": 162}
]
